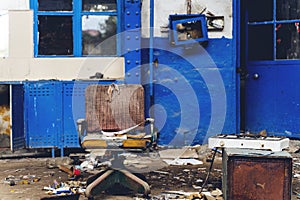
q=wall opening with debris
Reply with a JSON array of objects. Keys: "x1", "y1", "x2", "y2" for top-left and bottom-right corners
[{"x1": 0, "y1": 84, "x2": 10, "y2": 148}]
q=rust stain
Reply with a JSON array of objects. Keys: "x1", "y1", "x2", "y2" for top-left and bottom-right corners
[{"x1": 229, "y1": 159, "x2": 290, "y2": 200}]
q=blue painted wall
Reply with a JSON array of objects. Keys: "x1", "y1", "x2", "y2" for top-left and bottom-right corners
[{"x1": 141, "y1": 38, "x2": 238, "y2": 146}]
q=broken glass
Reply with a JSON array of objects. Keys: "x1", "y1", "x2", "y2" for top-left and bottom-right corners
[
  {"x1": 38, "y1": 16, "x2": 73, "y2": 55},
  {"x1": 82, "y1": 0, "x2": 117, "y2": 12},
  {"x1": 82, "y1": 15, "x2": 117, "y2": 55},
  {"x1": 276, "y1": 23, "x2": 300, "y2": 59},
  {"x1": 38, "y1": 0, "x2": 73, "y2": 11}
]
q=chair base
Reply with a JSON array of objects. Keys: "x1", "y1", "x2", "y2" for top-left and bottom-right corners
[{"x1": 85, "y1": 169, "x2": 150, "y2": 198}]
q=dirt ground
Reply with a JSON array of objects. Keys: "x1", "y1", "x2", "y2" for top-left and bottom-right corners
[{"x1": 0, "y1": 145, "x2": 299, "y2": 200}]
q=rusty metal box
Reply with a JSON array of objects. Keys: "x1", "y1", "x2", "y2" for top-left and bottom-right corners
[{"x1": 222, "y1": 148, "x2": 292, "y2": 200}]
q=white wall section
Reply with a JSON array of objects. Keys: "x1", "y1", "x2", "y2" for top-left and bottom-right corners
[
  {"x1": 0, "y1": 11, "x2": 8, "y2": 57},
  {"x1": 0, "y1": 0, "x2": 29, "y2": 10},
  {"x1": 0, "y1": 10, "x2": 124, "y2": 81},
  {"x1": 141, "y1": 0, "x2": 232, "y2": 39}
]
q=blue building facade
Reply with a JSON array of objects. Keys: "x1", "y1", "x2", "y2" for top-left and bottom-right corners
[{"x1": 5, "y1": 0, "x2": 300, "y2": 155}]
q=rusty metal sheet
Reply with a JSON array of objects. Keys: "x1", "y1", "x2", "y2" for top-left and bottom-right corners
[
  {"x1": 85, "y1": 84, "x2": 145, "y2": 132},
  {"x1": 223, "y1": 148, "x2": 292, "y2": 200}
]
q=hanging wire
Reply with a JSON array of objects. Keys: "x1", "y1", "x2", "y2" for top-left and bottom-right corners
[{"x1": 199, "y1": 147, "x2": 219, "y2": 194}]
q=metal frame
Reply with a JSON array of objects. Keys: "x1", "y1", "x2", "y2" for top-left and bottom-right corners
[
  {"x1": 170, "y1": 15, "x2": 208, "y2": 45},
  {"x1": 30, "y1": 0, "x2": 121, "y2": 57}
]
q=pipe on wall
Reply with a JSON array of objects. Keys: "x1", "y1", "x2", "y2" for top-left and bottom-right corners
[{"x1": 149, "y1": 0, "x2": 154, "y2": 96}]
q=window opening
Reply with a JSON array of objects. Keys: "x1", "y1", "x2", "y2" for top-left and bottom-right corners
[{"x1": 38, "y1": 16, "x2": 73, "y2": 55}]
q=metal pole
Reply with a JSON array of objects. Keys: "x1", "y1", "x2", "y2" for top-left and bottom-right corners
[{"x1": 149, "y1": 0, "x2": 154, "y2": 96}]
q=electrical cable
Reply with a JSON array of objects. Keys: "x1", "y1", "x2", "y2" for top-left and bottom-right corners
[{"x1": 199, "y1": 147, "x2": 219, "y2": 194}]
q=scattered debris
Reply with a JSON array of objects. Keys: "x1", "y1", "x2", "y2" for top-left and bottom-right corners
[
  {"x1": 58, "y1": 165, "x2": 74, "y2": 177},
  {"x1": 148, "y1": 189, "x2": 223, "y2": 200},
  {"x1": 4, "y1": 142, "x2": 300, "y2": 199},
  {"x1": 163, "y1": 158, "x2": 204, "y2": 166},
  {"x1": 43, "y1": 180, "x2": 86, "y2": 196},
  {"x1": 41, "y1": 194, "x2": 80, "y2": 200},
  {"x1": 46, "y1": 157, "x2": 73, "y2": 169},
  {"x1": 159, "y1": 148, "x2": 199, "y2": 160},
  {"x1": 3, "y1": 174, "x2": 41, "y2": 186}
]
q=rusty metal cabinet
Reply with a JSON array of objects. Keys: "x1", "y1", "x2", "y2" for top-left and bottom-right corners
[{"x1": 222, "y1": 148, "x2": 292, "y2": 200}]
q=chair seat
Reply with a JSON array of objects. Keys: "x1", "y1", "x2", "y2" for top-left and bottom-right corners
[{"x1": 81, "y1": 133, "x2": 150, "y2": 149}]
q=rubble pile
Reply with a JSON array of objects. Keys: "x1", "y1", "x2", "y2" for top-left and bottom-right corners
[
  {"x1": 144, "y1": 166, "x2": 222, "y2": 192},
  {"x1": 5, "y1": 141, "x2": 300, "y2": 199}
]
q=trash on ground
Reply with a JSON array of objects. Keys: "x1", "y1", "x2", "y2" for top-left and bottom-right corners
[
  {"x1": 43, "y1": 180, "x2": 86, "y2": 196},
  {"x1": 163, "y1": 158, "x2": 204, "y2": 166},
  {"x1": 3, "y1": 174, "x2": 41, "y2": 186}
]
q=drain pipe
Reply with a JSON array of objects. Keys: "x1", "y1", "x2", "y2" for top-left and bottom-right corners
[{"x1": 149, "y1": 0, "x2": 154, "y2": 96}]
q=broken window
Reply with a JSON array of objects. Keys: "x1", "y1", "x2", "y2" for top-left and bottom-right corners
[
  {"x1": 38, "y1": 16, "x2": 73, "y2": 55},
  {"x1": 247, "y1": 0, "x2": 300, "y2": 60},
  {"x1": 32, "y1": 0, "x2": 118, "y2": 56},
  {"x1": 82, "y1": 15, "x2": 117, "y2": 55},
  {"x1": 276, "y1": 23, "x2": 300, "y2": 59}
]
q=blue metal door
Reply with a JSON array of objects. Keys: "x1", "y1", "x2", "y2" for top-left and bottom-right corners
[
  {"x1": 11, "y1": 85, "x2": 26, "y2": 150},
  {"x1": 243, "y1": 0, "x2": 300, "y2": 138}
]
